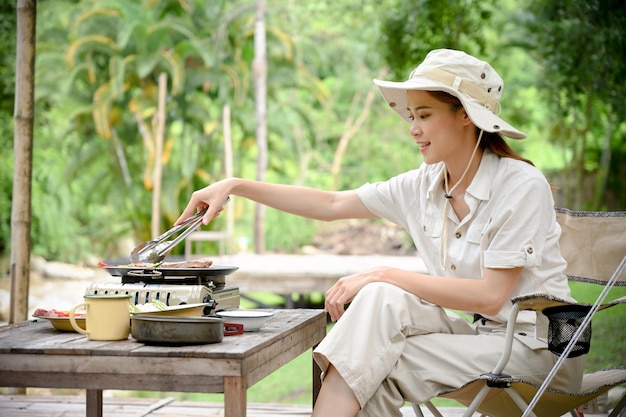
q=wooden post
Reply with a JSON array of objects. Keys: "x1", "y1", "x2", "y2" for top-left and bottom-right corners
[
  {"x1": 223, "y1": 105, "x2": 234, "y2": 254},
  {"x1": 253, "y1": 0, "x2": 267, "y2": 254},
  {"x1": 10, "y1": 0, "x2": 36, "y2": 325},
  {"x1": 150, "y1": 73, "x2": 167, "y2": 239}
]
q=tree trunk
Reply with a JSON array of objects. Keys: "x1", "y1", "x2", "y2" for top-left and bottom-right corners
[
  {"x1": 591, "y1": 111, "x2": 613, "y2": 210},
  {"x1": 331, "y1": 84, "x2": 377, "y2": 191},
  {"x1": 253, "y1": 0, "x2": 267, "y2": 254},
  {"x1": 10, "y1": 0, "x2": 36, "y2": 325}
]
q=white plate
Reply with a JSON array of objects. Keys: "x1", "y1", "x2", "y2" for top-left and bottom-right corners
[
  {"x1": 216, "y1": 310, "x2": 273, "y2": 331},
  {"x1": 130, "y1": 303, "x2": 209, "y2": 317}
]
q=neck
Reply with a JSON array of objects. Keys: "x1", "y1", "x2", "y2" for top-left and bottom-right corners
[
  {"x1": 446, "y1": 148, "x2": 483, "y2": 188},
  {"x1": 443, "y1": 132, "x2": 484, "y2": 197}
]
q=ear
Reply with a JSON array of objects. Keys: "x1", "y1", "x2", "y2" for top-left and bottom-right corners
[{"x1": 457, "y1": 108, "x2": 473, "y2": 127}]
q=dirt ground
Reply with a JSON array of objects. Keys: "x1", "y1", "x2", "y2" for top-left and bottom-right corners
[{"x1": 307, "y1": 219, "x2": 416, "y2": 256}]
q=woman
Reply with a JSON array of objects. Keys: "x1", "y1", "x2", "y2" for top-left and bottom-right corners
[{"x1": 176, "y1": 49, "x2": 584, "y2": 417}]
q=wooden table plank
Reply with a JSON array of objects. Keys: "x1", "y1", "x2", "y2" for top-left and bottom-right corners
[{"x1": 0, "y1": 309, "x2": 326, "y2": 417}]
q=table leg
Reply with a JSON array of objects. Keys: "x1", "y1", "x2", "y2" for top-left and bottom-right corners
[
  {"x1": 86, "y1": 389, "x2": 103, "y2": 417},
  {"x1": 224, "y1": 376, "x2": 246, "y2": 417},
  {"x1": 313, "y1": 350, "x2": 322, "y2": 407}
]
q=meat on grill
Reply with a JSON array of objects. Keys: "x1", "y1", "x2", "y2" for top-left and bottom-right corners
[{"x1": 132, "y1": 257, "x2": 214, "y2": 269}]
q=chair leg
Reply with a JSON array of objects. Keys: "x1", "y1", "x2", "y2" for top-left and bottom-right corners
[
  {"x1": 608, "y1": 390, "x2": 626, "y2": 417},
  {"x1": 504, "y1": 388, "x2": 538, "y2": 417},
  {"x1": 423, "y1": 401, "x2": 445, "y2": 417},
  {"x1": 411, "y1": 401, "x2": 446, "y2": 417},
  {"x1": 411, "y1": 403, "x2": 426, "y2": 417},
  {"x1": 463, "y1": 384, "x2": 491, "y2": 417}
]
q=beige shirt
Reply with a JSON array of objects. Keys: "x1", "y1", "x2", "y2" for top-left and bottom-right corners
[{"x1": 356, "y1": 149, "x2": 573, "y2": 323}]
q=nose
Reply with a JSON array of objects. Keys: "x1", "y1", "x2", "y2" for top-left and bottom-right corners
[{"x1": 409, "y1": 121, "x2": 421, "y2": 137}]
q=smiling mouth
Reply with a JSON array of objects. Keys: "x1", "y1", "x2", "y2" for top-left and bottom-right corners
[{"x1": 416, "y1": 142, "x2": 431, "y2": 150}]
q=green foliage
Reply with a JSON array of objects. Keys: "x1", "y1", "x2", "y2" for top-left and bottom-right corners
[
  {"x1": 380, "y1": 0, "x2": 496, "y2": 79},
  {"x1": 0, "y1": 2, "x2": 16, "y2": 114},
  {"x1": 526, "y1": 0, "x2": 626, "y2": 118},
  {"x1": 2, "y1": 0, "x2": 624, "y2": 263},
  {"x1": 0, "y1": 114, "x2": 13, "y2": 258},
  {"x1": 0, "y1": 3, "x2": 16, "y2": 259},
  {"x1": 522, "y1": 0, "x2": 626, "y2": 209}
]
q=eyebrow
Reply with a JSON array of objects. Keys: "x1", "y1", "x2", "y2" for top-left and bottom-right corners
[{"x1": 407, "y1": 105, "x2": 432, "y2": 112}]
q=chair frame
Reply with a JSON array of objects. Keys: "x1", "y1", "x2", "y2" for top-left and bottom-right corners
[{"x1": 412, "y1": 209, "x2": 626, "y2": 417}]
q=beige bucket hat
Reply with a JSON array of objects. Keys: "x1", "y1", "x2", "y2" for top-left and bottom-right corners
[{"x1": 373, "y1": 49, "x2": 526, "y2": 139}]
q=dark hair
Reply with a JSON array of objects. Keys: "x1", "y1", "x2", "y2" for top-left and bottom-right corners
[{"x1": 426, "y1": 91, "x2": 534, "y2": 166}]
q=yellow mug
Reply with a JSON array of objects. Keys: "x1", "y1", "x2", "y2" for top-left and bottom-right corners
[{"x1": 69, "y1": 294, "x2": 132, "y2": 341}]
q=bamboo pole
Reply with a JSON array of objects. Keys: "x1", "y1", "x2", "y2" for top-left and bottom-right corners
[
  {"x1": 253, "y1": 0, "x2": 267, "y2": 254},
  {"x1": 10, "y1": 0, "x2": 36, "y2": 325},
  {"x1": 223, "y1": 105, "x2": 234, "y2": 254},
  {"x1": 151, "y1": 73, "x2": 167, "y2": 239}
]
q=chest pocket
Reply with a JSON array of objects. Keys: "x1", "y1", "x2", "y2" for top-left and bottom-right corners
[
  {"x1": 466, "y1": 223, "x2": 486, "y2": 245},
  {"x1": 420, "y1": 208, "x2": 442, "y2": 238}
]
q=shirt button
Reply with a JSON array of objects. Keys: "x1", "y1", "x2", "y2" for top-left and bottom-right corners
[
  {"x1": 455, "y1": 232, "x2": 462, "y2": 238},
  {"x1": 526, "y1": 247, "x2": 534, "y2": 254},
  {"x1": 450, "y1": 264, "x2": 457, "y2": 271}
]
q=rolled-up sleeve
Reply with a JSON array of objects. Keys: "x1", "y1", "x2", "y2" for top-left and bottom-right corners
[
  {"x1": 483, "y1": 173, "x2": 555, "y2": 269},
  {"x1": 484, "y1": 248, "x2": 538, "y2": 268},
  {"x1": 356, "y1": 170, "x2": 423, "y2": 231}
]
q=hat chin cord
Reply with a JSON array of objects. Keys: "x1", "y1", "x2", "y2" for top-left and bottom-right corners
[{"x1": 439, "y1": 129, "x2": 484, "y2": 270}]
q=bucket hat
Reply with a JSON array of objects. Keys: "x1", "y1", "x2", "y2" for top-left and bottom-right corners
[{"x1": 373, "y1": 49, "x2": 526, "y2": 139}]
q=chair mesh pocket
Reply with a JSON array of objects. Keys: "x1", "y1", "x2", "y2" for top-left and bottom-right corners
[{"x1": 543, "y1": 305, "x2": 592, "y2": 358}]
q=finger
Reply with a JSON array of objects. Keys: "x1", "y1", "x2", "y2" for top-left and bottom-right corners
[
  {"x1": 201, "y1": 196, "x2": 230, "y2": 225},
  {"x1": 326, "y1": 301, "x2": 345, "y2": 322},
  {"x1": 325, "y1": 292, "x2": 346, "y2": 322},
  {"x1": 202, "y1": 204, "x2": 222, "y2": 225},
  {"x1": 175, "y1": 199, "x2": 202, "y2": 225},
  {"x1": 325, "y1": 301, "x2": 339, "y2": 322}
]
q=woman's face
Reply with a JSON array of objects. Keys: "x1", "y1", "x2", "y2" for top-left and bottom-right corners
[{"x1": 406, "y1": 90, "x2": 472, "y2": 165}]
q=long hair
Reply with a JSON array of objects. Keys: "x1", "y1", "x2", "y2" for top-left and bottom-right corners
[{"x1": 427, "y1": 91, "x2": 534, "y2": 166}]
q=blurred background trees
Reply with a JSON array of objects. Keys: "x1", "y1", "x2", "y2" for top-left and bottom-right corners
[{"x1": 2, "y1": 0, "x2": 624, "y2": 265}]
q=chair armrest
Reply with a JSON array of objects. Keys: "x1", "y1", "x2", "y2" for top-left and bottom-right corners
[
  {"x1": 510, "y1": 293, "x2": 626, "y2": 313},
  {"x1": 511, "y1": 294, "x2": 626, "y2": 357}
]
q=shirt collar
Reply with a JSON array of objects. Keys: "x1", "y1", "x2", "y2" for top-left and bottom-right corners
[
  {"x1": 426, "y1": 149, "x2": 498, "y2": 203},
  {"x1": 466, "y1": 149, "x2": 497, "y2": 201},
  {"x1": 426, "y1": 164, "x2": 445, "y2": 201}
]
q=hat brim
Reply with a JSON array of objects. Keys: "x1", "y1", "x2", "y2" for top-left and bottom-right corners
[{"x1": 373, "y1": 78, "x2": 526, "y2": 139}]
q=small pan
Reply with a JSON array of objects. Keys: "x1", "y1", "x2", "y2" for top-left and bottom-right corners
[{"x1": 131, "y1": 315, "x2": 243, "y2": 345}]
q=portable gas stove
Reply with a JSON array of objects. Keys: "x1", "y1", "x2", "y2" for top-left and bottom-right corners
[{"x1": 86, "y1": 265, "x2": 240, "y2": 315}]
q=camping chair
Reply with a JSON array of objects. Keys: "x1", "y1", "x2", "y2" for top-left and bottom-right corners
[{"x1": 412, "y1": 208, "x2": 626, "y2": 417}]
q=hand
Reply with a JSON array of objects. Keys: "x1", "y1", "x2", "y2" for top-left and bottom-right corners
[
  {"x1": 175, "y1": 179, "x2": 232, "y2": 226},
  {"x1": 325, "y1": 267, "x2": 385, "y2": 322}
]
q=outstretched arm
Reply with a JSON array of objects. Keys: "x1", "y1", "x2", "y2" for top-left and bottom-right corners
[{"x1": 175, "y1": 177, "x2": 377, "y2": 225}]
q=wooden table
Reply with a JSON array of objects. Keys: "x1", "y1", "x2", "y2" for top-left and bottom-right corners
[{"x1": 0, "y1": 309, "x2": 326, "y2": 417}]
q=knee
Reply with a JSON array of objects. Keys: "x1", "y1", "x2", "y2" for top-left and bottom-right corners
[
  {"x1": 352, "y1": 282, "x2": 413, "y2": 311},
  {"x1": 358, "y1": 377, "x2": 405, "y2": 417},
  {"x1": 360, "y1": 281, "x2": 404, "y2": 297}
]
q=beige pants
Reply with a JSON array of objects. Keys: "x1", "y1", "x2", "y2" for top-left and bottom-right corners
[{"x1": 313, "y1": 282, "x2": 585, "y2": 417}]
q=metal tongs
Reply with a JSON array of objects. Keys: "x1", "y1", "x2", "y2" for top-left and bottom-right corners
[{"x1": 129, "y1": 197, "x2": 230, "y2": 264}]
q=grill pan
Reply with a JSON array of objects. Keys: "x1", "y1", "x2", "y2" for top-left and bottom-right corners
[
  {"x1": 102, "y1": 265, "x2": 239, "y2": 286},
  {"x1": 130, "y1": 315, "x2": 243, "y2": 345}
]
